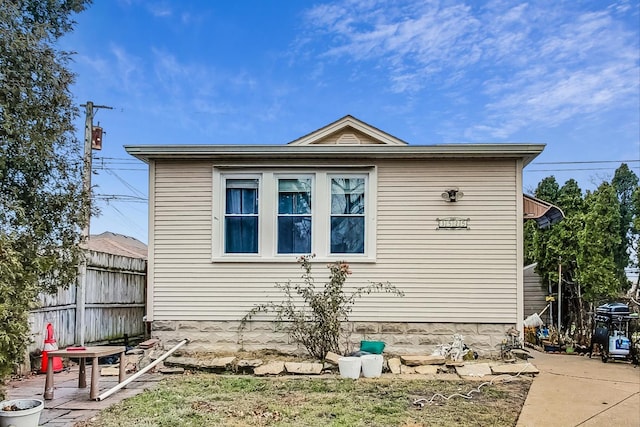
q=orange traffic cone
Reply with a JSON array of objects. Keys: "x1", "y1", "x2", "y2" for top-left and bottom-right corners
[{"x1": 40, "y1": 323, "x2": 63, "y2": 373}]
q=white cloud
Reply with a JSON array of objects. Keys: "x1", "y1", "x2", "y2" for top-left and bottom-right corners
[
  {"x1": 147, "y1": 2, "x2": 172, "y2": 18},
  {"x1": 301, "y1": 0, "x2": 639, "y2": 139}
]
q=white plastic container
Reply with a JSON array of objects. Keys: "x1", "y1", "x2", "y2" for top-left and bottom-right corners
[
  {"x1": 0, "y1": 399, "x2": 44, "y2": 427},
  {"x1": 609, "y1": 334, "x2": 630, "y2": 357},
  {"x1": 338, "y1": 357, "x2": 361, "y2": 379},
  {"x1": 360, "y1": 354, "x2": 383, "y2": 378}
]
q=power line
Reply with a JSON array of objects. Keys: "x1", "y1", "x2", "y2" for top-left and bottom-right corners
[
  {"x1": 531, "y1": 160, "x2": 639, "y2": 165},
  {"x1": 103, "y1": 167, "x2": 146, "y2": 198},
  {"x1": 527, "y1": 167, "x2": 637, "y2": 172},
  {"x1": 94, "y1": 194, "x2": 147, "y2": 202}
]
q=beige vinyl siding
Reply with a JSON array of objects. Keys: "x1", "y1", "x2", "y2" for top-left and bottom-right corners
[
  {"x1": 313, "y1": 129, "x2": 384, "y2": 145},
  {"x1": 151, "y1": 158, "x2": 520, "y2": 324}
]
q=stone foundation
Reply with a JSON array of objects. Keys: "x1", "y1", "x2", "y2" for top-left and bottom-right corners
[{"x1": 151, "y1": 320, "x2": 514, "y2": 358}]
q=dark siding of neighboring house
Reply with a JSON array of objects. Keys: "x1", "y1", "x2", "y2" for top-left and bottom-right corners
[{"x1": 524, "y1": 263, "x2": 549, "y2": 322}]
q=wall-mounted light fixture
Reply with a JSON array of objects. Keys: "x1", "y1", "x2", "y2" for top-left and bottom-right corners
[{"x1": 442, "y1": 188, "x2": 463, "y2": 202}]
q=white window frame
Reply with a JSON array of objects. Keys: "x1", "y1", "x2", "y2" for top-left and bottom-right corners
[
  {"x1": 213, "y1": 172, "x2": 263, "y2": 259},
  {"x1": 212, "y1": 167, "x2": 376, "y2": 262},
  {"x1": 327, "y1": 173, "x2": 369, "y2": 256},
  {"x1": 274, "y1": 174, "x2": 315, "y2": 257}
]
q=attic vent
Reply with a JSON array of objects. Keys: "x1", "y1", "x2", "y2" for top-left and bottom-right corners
[{"x1": 336, "y1": 133, "x2": 362, "y2": 145}]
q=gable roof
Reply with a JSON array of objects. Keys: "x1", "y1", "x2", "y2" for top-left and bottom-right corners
[
  {"x1": 125, "y1": 115, "x2": 545, "y2": 166},
  {"x1": 88, "y1": 232, "x2": 148, "y2": 259},
  {"x1": 288, "y1": 115, "x2": 408, "y2": 146}
]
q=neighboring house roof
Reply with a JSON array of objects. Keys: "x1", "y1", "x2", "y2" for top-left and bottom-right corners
[
  {"x1": 125, "y1": 115, "x2": 545, "y2": 165},
  {"x1": 88, "y1": 232, "x2": 148, "y2": 259},
  {"x1": 523, "y1": 194, "x2": 565, "y2": 228}
]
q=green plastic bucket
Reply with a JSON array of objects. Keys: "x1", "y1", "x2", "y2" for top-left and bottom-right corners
[{"x1": 360, "y1": 340, "x2": 385, "y2": 354}]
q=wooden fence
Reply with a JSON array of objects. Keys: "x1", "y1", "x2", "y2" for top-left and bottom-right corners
[{"x1": 27, "y1": 250, "x2": 147, "y2": 358}]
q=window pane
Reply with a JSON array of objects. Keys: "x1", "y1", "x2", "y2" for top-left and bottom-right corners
[
  {"x1": 226, "y1": 188, "x2": 242, "y2": 214},
  {"x1": 225, "y1": 217, "x2": 258, "y2": 253},
  {"x1": 331, "y1": 178, "x2": 365, "y2": 214},
  {"x1": 330, "y1": 217, "x2": 364, "y2": 254},
  {"x1": 278, "y1": 216, "x2": 311, "y2": 254},
  {"x1": 277, "y1": 178, "x2": 312, "y2": 254},
  {"x1": 241, "y1": 188, "x2": 258, "y2": 214},
  {"x1": 278, "y1": 179, "x2": 311, "y2": 214},
  {"x1": 226, "y1": 179, "x2": 258, "y2": 214},
  {"x1": 224, "y1": 178, "x2": 259, "y2": 254}
]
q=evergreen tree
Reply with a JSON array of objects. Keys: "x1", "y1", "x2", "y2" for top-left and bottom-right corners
[
  {"x1": 611, "y1": 163, "x2": 639, "y2": 288},
  {"x1": 0, "y1": 0, "x2": 91, "y2": 383},
  {"x1": 577, "y1": 183, "x2": 622, "y2": 301}
]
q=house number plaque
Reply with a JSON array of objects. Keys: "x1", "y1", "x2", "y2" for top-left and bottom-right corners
[{"x1": 436, "y1": 217, "x2": 470, "y2": 230}]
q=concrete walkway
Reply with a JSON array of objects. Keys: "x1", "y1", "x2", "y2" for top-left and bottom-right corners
[
  {"x1": 517, "y1": 349, "x2": 640, "y2": 427},
  {"x1": 4, "y1": 366, "x2": 162, "y2": 426}
]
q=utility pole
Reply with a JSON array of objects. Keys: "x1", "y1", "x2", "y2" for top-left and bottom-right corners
[
  {"x1": 77, "y1": 101, "x2": 112, "y2": 346},
  {"x1": 557, "y1": 257, "x2": 562, "y2": 335}
]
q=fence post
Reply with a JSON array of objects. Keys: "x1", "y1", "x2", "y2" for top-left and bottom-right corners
[{"x1": 76, "y1": 253, "x2": 86, "y2": 346}]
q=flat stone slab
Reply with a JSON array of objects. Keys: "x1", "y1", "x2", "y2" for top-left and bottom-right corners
[
  {"x1": 401, "y1": 355, "x2": 446, "y2": 366},
  {"x1": 100, "y1": 366, "x2": 120, "y2": 376},
  {"x1": 285, "y1": 362, "x2": 323, "y2": 375},
  {"x1": 139, "y1": 338, "x2": 159, "y2": 349},
  {"x1": 237, "y1": 359, "x2": 263, "y2": 368},
  {"x1": 414, "y1": 365, "x2": 438, "y2": 375},
  {"x1": 491, "y1": 363, "x2": 539, "y2": 375},
  {"x1": 165, "y1": 356, "x2": 236, "y2": 370},
  {"x1": 159, "y1": 367, "x2": 185, "y2": 375},
  {"x1": 400, "y1": 365, "x2": 416, "y2": 374},
  {"x1": 210, "y1": 356, "x2": 237, "y2": 368},
  {"x1": 325, "y1": 352, "x2": 341, "y2": 365},
  {"x1": 254, "y1": 361, "x2": 285, "y2": 376},
  {"x1": 388, "y1": 358, "x2": 402, "y2": 374},
  {"x1": 455, "y1": 363, "x2": 493, "y2": 377}
]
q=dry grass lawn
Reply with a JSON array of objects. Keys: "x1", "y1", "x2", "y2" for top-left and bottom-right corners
[{"x1": 77, "y1": 374, "x2": 531, "y2": 427}]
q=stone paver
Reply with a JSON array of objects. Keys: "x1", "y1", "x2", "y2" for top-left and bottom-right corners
[
  {"x1": 455, "y1": 362, "x2": 493, "y2": 377},
  {"x1": 400, "y1": 355, "x2": 445, "y2": 366},
  {"x1": 284, "y1": 362, "x2": 323, "y2": 375},
  {"x1": 5, "y1": 365, "x2": 162, "y2": 426},
  {"x1": 491, "y1": 363, "x2": 539, "y2": 375},
  {"x1": 414, "y1": 365, "x2": 438, "y2": 375},
  {"x1": 253, "y1": 361, "x2": 285, "y2": 376}
]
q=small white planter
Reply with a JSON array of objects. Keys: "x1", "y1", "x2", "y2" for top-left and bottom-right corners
[
  {"x1": 0, "y1": 399, "x2": 44, "y2": 427},
  {"x1": 360, "y1": 354, "x2": 383, "y2": 378},
  {"x1": 338, "y1": 357, "x2": 361, "y2": 379}
]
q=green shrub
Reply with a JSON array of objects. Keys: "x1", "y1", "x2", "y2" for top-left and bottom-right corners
[{"x1": 239, "y1": 255, "x2": 403, "y2": 359}]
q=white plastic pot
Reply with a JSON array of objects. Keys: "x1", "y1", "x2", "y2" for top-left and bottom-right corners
[
  {"x1": 361, "y1": 354, "x2": 384, "y2": 378},
  {"x1": 0, "y1": 399, "x2": 44, "y2": 427},
  {"x1": 338, "y1": 357, "x2": 361, "y2": 379}
]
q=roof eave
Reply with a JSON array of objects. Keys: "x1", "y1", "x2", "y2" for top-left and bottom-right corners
[{"x1": 125, "y1": 143, "x2": 545, "y2": 165}]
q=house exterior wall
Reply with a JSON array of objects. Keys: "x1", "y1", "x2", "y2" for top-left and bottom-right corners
[
  {"x1": 148, "y1": 157, "x2": 522, "y2": 355},
  {"x1": 524, "y1": 263, "x2": 550, "y2": 323}
]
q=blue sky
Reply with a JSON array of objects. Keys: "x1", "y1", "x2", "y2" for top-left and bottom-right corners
[{"x1": 60, "y1": 0, "x2": 640, "y2": 244}]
